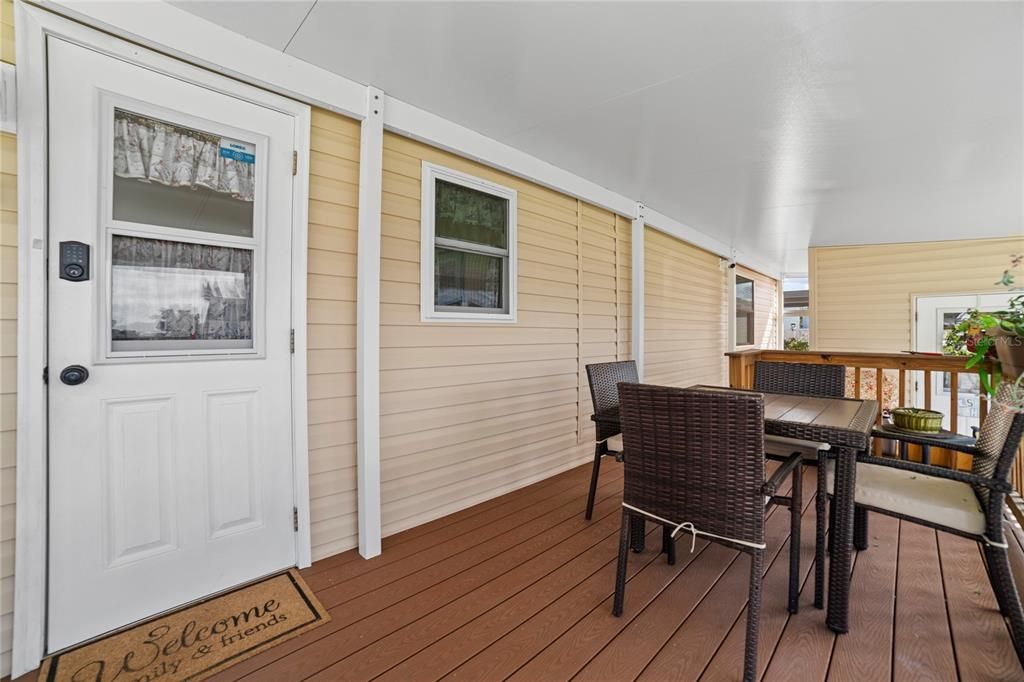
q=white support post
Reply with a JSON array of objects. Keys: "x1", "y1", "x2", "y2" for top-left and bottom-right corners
[
  {"x1": 727, "y1": 256, "x2": 737, "y2": 353},
  {"x1": 356, "y1": 86, "x2": 384, "y2": 558},
  {"x1": 631, "y1": 203, "x2": 645, "y2": 380}
]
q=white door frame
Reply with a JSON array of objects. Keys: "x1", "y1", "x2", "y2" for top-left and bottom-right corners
[{"x1": 13, "y1": 4, "x2": 312, "y2": 675}]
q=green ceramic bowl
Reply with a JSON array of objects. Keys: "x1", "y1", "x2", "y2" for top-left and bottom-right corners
[{"x1": 891, "y1": 407, "x2": 944, "y2": 433}]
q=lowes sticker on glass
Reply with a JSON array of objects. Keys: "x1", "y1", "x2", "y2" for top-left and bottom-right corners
[{"x1": 220, "y1": 138, "x2": 256, "y2": 165}]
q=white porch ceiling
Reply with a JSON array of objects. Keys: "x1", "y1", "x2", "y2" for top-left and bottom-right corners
[{"x1": 171, "y1": 1, "x2": 1023, "y2": 273}]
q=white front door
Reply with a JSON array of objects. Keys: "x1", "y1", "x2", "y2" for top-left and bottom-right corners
[
  {"x1": 47, "y1": 38, "x2": 298, "y2": 651},
  {"x1": 915, "y1": 292, "x2": 1014, "y2": 434}
]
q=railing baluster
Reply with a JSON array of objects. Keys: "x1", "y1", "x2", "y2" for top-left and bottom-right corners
[
  {"x1": 948, "y1": 372, "x2": 959, "y2": 470},
  {"x1": 923, "y1": 370, "x2": 932, "y2": 410},
  {"x1": 898, "y1": 368, "x2": 907, "y2": 407},
  {"x1": 874, "y1": 368, "x2": 884, "y2": 455},
  {"x1": 854, "y1": 367, "x2": 862, "y2": 399},
  {"x1": 949, "y1": 372, "x2": 958, "y2": 434}
]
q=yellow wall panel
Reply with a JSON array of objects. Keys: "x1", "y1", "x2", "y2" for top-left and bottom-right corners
[
  {"x1": 377, "y1": 131, "x2": 633, "y2": 538},
  {"x1": 306, "y1": 111, "x2": 361, "y2": 561},
  {"x1": 644, "y1": 228, "x2": 728, "y2": 388},
  {"x1": 810, "y1": 237, "x2": 1024, "y2": 352}
]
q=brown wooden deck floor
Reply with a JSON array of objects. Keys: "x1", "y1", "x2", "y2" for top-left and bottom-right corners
[
  {"x1": 202, "y1": 460, "x2": 1024, "y2": 682},
  {"x1": 20, "y1": 459, "x2": 1021, "y2": 682}
]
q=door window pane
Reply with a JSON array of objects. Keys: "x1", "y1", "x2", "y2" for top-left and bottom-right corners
[
  {"x1": 111, "y1": 235, "x2": 253, "y2": 351},
  {"x1": 434, "y1": 247, "x2": 504, "y2": 310},
  {"x1": 435, "y1": 179, "x2": 508, "y2": 249},
  {"x1": 112, "y1": 109, "x2": 255, "y2": 237}
]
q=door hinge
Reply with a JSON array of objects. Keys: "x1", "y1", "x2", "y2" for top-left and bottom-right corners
[
  {"x1": 42, "y1": 366, "x2": 48, "y2": 384},
  {"x1": 290, "y1": 329, "x2": 295, "y2": 353},
  {"x1": 293, "y1": 507, "x2": 299, "y2": 532},
  {"x1": 292, "y1": 150, "x2": 298, "y2": 176}
]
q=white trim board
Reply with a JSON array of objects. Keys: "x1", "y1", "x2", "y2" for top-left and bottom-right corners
[
  {"x1": 39, "y1": 0, "x2": 783, "y2": 278},
  {"x1": 12, "y1": 4, "x2": 313, "y2": 675},
  {"x1": 36, "y1": 0, "x2": 367, "y2": 120},
  {"x1": 356, "y1": 86, "x2": 384, "y2": 559},
  {"x1": 631, "y1": 203, "x2": 646, "y2": 380}
]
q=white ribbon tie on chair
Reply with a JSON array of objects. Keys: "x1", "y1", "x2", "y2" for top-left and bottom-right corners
[{"x1": 622, "y1": 503, "x2": 767, "y2": 552}]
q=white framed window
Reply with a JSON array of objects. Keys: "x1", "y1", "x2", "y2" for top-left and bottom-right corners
[
  {"x1": 420, "y1": 161, "x2": 518, "y2": 322},
  {"x1": 735, "y1": 274, "x2": 755, "y2": 346}
]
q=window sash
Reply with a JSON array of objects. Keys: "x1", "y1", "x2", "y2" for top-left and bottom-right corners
[
  {"x1": 735, "y1": 275, "x2": 755, "y2": 346},
  {"x1": 434, "y1": 236, "x2": 508, "y2": 259},
  {"x1": 422, "y1": 161, "x2": 517, "y2": 322},
  {"x1": 433, "y1": 245, "x2": 508, "y2": 313}
]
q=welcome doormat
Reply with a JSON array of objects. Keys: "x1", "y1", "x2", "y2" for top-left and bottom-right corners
[{"x1": 40, "y1": 569, "x2": 330, "y2": 682}]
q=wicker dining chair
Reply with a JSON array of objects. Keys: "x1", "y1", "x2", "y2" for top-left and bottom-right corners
[
  {"x1": 613, "y1": 384, "x2": 803, "y2": 682},
  {"x1": 584, "y1": 360, "x2": 638, "y2": 521},
  {"x1": 817, "y1": 381, "x2": 1024, "y2": 667},
  {"x1": 754, "y1": 360, "x2": 846, "y2": 608}
]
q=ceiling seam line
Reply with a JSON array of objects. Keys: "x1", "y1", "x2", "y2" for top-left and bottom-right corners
[{"x1": 283, "y1": 0, "x2": 318, "y2": 53}]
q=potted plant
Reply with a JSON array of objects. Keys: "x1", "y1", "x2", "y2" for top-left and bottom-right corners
[
  {"x1": 988, "y1": 294, "x2": 1024, "y2": 381},
  {"x1": 945, "y1": 308, "x2": 998, "y2": 356},
  {"x1": 965, "y1": 254, "x2": 1024, "y2": 406}
]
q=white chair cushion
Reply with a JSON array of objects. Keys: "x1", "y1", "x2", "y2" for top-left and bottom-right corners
[
  {"x1": 606, "y1": 434, "x2": 623, "y2": 452},
  {"x1": 826, "y1": 460, "x2": 985, "y2": 535},
  {"x1": 765, "y1": 435, "x2": 830, "y2": 460}
]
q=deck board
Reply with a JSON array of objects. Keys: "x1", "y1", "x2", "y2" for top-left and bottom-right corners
[
  {"x1": 18, "y1": 460, "x2": 1021, "y2": 682},
  {"x1": 206, "y1": 460, "x2": 1024, "y2": 682},
  {"x1": 891, "y1": 522, "x2": 958, "y2": 681}
]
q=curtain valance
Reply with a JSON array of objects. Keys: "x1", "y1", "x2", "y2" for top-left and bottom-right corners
[{"x1": 113, "y1": 109, "x2": 256, "y2": 202}]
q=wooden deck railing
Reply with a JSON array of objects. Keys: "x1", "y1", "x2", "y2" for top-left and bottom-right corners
[{"x1": 725, "y1": 349, "x2": 1024, "y2": 506}]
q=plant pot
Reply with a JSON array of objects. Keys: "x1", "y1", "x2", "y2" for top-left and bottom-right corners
[
  {"x1": 891, "y1": 407, "x2": 944, "y2": 433},
  {"x1": 990, "y1": 327, "x2": 1024, "y2": 380}
]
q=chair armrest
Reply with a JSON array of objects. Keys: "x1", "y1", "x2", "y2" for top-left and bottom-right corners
[
  {"x1": 763, "y1": 452, "x2": 803, "y2": 497},
  {"x1": 590, "y1": 409, "x2": 620, "y2": 426},
  {"x1": 871, "y1": 426, "x2": 978, "y2": 456},
  {"x1": 853, "y1": 453, "x2": 1013, "y2": 493}
]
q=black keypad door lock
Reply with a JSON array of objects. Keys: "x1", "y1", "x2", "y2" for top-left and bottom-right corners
[
  {"x1": 60, "y1": 365, "x2": 89, "y2": 386},
  {"x1": 59, "y1": 241, "x2": 90, "y2": 282}
]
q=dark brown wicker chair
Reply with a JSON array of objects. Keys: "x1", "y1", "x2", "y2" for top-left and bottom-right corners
[
  {"x1": 584, "y1": 360, "x2": 638, "y2": 521},
  {"x1": 754, "y1": 360, "x2": 846, "y2": 608},
  {"x1": 818, "y1": 381, "x2": 1024, "y2": 667},
  {"x1": 613, "y1": 384, "x2": 803, "y2": 682}
]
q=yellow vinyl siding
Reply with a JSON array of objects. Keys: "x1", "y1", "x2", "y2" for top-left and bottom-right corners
[
  {"x1": 306, "y1": 109, "x2": 360, "y2": 561},
  {"x1": 378, "y1": 131, "x2": 632, "y2": 537},
  {"x1": 736, "y1": 265, "x2": 779, "y2": 350},
  {"x1": 578, "y1": 203, "x2": 623, "y2": 443},
  {"x1": 810, "y1": 237, "x2": 1024, "y2": 352},
  {"x1": 1, "y1": 0, "x2": 15, "y2": 672},
  {"x1": 0, "y1": 0, "x2": 12, "y2": 65},
  {"x1": 644, "y1": 228, "x2": 728, "y2": 387}
]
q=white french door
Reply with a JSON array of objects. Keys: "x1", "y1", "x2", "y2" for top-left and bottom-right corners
[
  {"x1": 47, "y1": 38, "x2": 297, "y2": 651},
  {"x1": 914, "y1": 292, "x2": 1014, "y2": 434}
]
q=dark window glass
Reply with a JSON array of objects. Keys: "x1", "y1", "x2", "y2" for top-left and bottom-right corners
[
  {"x1": 432, "y1": 177, "x2": 510, "y2": 314},
  {"x1": 736, "y1": 275, "x2": 755, "y2": 346},
  {"x1": 434, "y1": 247, "x2": 503, "y2": 310},
  {"x1": 435, "y1": 179, "x2": 507, "y2": 249}
]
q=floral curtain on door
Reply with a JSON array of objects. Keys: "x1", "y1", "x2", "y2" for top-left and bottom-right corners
[
  {"x1": 113, "y1": 109, "x2": 256, "y2": 202},
  {"x1": 111, "y1": 235, "x2": 253, "y2": 344}
]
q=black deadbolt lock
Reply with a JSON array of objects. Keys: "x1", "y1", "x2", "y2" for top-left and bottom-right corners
[
  {"x1": 59, "y1": 241, "x2": 90, "y2": 282},
  {"x1": 60, "y1": 365, "x2": 89, "y2": 386}
]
